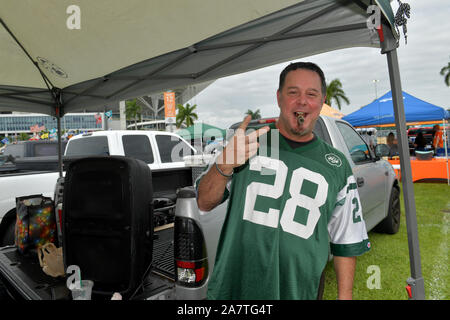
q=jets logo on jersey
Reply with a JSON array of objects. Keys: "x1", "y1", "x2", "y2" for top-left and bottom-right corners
[{"x1": 325, "y1": 153, "x2": 342, "y2": 167}]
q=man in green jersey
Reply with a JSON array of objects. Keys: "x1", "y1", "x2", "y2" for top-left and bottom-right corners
[{"x1": 197, "y1": 62, "x2": 370, "y2": 300}]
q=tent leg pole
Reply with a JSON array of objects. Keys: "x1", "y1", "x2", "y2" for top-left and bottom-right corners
[
  {"x1": 52, "y1": 87, "x2": 64, "y2": 179},
  {"x1": 386, "y1": 48, "x2": 425, "y2": 300},
  {"x1": 443, "y1": 119, "x2": 449, "y2": 185},
  {"x1": 57, "y1": 113, "x2": 62, "y2": 178}
]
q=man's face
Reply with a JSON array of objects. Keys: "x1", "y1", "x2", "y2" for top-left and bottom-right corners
[{"x1": 276, "y1": 69, "x2": 325, "y2": 141}]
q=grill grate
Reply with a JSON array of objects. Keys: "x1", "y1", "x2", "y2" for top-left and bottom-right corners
[
  {"x1": 192, "y1": 165, "x2": 208, "y2": 184},
  {"x1": 151, "y1": 229, "x2": 175, "y2": 280}
]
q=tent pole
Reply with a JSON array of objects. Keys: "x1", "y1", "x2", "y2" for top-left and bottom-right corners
[
  {"x1": 382, "y1": 27, "x2": 425, "y2": 299},
  {"x1": 443, "y1": 119, "x2": 449, "y2": 185},
  {"x1": 1, "y1": 19, "x2": 65, "y2": 178},
  {"x1": 52, "y1": 88, "x2": 63, "y2": 178},
  {"x1": 56, "y1": 113, "x2": 62, "y2": 178}
]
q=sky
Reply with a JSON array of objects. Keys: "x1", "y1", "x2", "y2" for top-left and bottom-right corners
[{"x1": 186, "y1": 0, "x2": 450, "y2": 129}]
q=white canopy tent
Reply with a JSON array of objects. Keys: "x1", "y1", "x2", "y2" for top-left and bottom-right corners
[
  {"x1": 0, "y1": 0, "x2": 425, "y2": 299},
  {"x1": 0, "y1": 0, "x2": 398, "y2": 115}
]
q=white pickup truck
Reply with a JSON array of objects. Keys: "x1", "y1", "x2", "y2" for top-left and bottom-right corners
[
  {"x1": 0, "y1": 116, "x2": 400, "y2": 300},
  {"x1": 0, "y1": 130, "x2": 197, "y2": 245}
]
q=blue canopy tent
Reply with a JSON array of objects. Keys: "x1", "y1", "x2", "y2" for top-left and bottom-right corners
[
  {"x1": 343, "y1": 91, "x2": 450, "y2": 127},
  {"x1": 344, "y1": 90, "x2": 450, "y2": 187}
]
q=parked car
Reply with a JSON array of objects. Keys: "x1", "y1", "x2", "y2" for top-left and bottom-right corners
[{"x1": 0, "y1": 140, "x2": 68, "y2": 173}]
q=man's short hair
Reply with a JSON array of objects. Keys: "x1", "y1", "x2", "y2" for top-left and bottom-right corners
[{"x1": 278, "y1": 62, "x2": 326, "y2": 96}]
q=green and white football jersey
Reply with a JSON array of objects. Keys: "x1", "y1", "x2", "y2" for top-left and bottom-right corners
[{"x1": 199, "y1": 124, "x2": 370, "y2": 300}]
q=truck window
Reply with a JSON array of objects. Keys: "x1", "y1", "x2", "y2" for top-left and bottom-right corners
[
  {"x1": 3, "y1": 144, "x2": 25, "y2": 158},
  {"x1": 33, "y1": 143, "x2": 57, "y2": 157},
  {"x1": 313, "y1": 117, "x2": 332, "y2": 145},
  {"x1": 122, "y1": 135, "x2": 154, "y2": 164},
  {"x1": 336, "y1": 122, "x2": 371, "y2": 164},
  {"x1": 33, "y1": 143, "x2": 67, "y2": 157},
  {"x1": 65, "y1": 136, "x2": 109, "y2": 156},
  {"x1": 155, "y1": 135, "x2": 194, "y2": 163}
]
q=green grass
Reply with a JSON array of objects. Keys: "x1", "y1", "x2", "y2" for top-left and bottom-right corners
[{"x1": 322, "y1": 182, "x2": 449, "y2": 300}]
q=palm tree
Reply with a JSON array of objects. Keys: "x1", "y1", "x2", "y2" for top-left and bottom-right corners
[
  {"x1": 125, "y1": 99, "x2": 142, "y2": 130},
  {"x1": 440, "y1": 59, "x2": 450, "y2": 87},
  {"x1": 176, "y1": 103, "x2": 198, "y2": 128},
  {"x1": 245, "y1": 109, "x2": 261, "y2": 120},
  {"x1": 325, "y1": 79, "x2": 350, "y2": 111}
]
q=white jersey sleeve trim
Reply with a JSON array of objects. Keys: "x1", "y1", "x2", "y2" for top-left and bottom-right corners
[{"x1": 328, "y1": 175, "x2": 369, "y2": 247}]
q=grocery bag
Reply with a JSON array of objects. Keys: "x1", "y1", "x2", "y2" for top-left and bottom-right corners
[
  {"x1": 38, "y1": 243, "x2": 65, "y2": 277},
  {"x1": 15, "y1": 195, "x2": 56, "y2": 254}
]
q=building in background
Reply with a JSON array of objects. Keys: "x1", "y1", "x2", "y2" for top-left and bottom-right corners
[
  {"x1": 0, "y1": 81, "x2": 213, "y2": 138},
  {"x1": 0, "y1": 112, "x2": 103, "y2": 136}
]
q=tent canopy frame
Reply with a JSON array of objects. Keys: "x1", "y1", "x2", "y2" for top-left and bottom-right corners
[{"x1": 0, "y1": 0, "x2": 425, "y2": 299}]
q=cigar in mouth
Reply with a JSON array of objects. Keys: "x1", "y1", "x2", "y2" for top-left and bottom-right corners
[{"x1": 295, "y1": 111, "x2": 305, "y2": 125}]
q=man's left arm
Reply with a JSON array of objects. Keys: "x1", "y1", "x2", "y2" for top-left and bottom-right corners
[
  {"x1": 328, "y1": 174, "x2": 371, "y2": 300},
  {"x1": 334, "y1": 256, "x2": 356, "y2": 300}
]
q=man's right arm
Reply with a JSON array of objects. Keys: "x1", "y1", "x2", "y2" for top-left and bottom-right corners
[{"x1": 197, "y1": 163, "x2": 233, "y2": 211}]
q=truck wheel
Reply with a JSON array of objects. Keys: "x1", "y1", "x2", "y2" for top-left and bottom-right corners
[
  {"x1": 0, "y1": 213, "x2": 16, "y2": 246},
  {"x1": 373, "y1": 187, "x2": 400, "y2": 234}
]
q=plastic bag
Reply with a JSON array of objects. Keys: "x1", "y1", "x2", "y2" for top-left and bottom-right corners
[{"x1": 38, "y1": 243, "x2": 65, "y2": 277}]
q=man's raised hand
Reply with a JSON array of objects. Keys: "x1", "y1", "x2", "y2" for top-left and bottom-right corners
[{"x1": 216, "y1": 115, "x2": 270, "y2": 173}]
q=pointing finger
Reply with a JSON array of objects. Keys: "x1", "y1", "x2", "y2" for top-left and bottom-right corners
[{"x1": 237, "y1": 115, "x2": 252, "y2": 133}]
